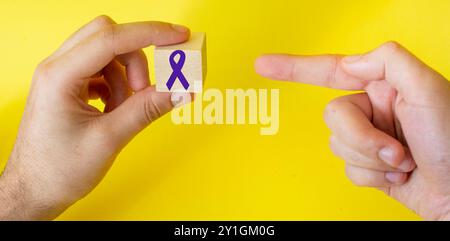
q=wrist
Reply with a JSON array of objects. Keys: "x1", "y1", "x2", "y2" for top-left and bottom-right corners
[
  {"x1": 434, "y1": 193, "x2": 450, "y2": 221},
  {"x1": 441, "y1": 203, "x2": 450, "y2": 221},
  {"x1": 0, "y1": 165, "x2": 68, "y2": 220},
  {"x1": 0, "y1": 169, "x2": 28, "y2": 220}
]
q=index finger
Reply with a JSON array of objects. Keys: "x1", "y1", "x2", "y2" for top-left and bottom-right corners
[
  {"x1": 254, "y1": 54, "x2": 368, "y2": 90},
  {"x1": 48, "y1": 21, "x2": 190, "y2": 81}
]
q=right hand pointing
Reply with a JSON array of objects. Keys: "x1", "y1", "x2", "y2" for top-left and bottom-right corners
[{"x1": 255, "y1": 42, "x2": 450, "y2": 220}]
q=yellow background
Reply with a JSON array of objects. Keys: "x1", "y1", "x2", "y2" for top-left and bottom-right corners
[{"x1": 0, "y1": 0, "x2": 449, "y2": 220}]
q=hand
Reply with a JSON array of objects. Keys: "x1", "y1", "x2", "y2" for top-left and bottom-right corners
[
  {"x1": 255, "y1": 42, "x2": 450, "y2": 220},
  {"x1": 0, "y1": 16, "x2": 191, "y2": 220}
]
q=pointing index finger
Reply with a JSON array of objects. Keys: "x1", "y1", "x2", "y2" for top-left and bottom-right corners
[{"x1": 255, "y1": 54, "x2": 368, "y2": 91}]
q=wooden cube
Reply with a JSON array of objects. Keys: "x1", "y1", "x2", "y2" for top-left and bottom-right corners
[{"x1": 154, "y1": 32, "x2": 206, "y2": 93}]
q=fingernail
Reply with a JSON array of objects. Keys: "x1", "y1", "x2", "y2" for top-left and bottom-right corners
[
  {"x1": 171, "y1": 92, "x2": 192, "y2": 107},
  {"x1": 397, "y1": 157, "x2": 414, "y2": 172},
  {"x1": 343, "y1": 55, "x2": 363, "y2": 63},
  {"x1": 385, "y1": 172, "x2": 406, "y2": 184},
  {"x1": 378, "y1": 147, "x2": 396, "y2": 167},
  {"x1": 171, "y1": 24, "x2": 189, "y2": 33}
]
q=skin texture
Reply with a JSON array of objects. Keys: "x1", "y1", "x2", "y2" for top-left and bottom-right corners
[
  {"x1": 0, "y1": 16, "x2": 192, "y2": 220},
  {"x1": 255, "y1": 42, "x2": 450, "y2": 220}
]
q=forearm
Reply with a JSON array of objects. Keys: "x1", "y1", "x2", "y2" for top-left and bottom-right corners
[
  {"x1": 0, "y1": 166, "x2": 64, "y2": 220},
  {"x1": 440, "y1": 204, "x2": 450, "y2": 221},
  {"x1": 0, "y1": 169, "x2": 28, "y2": 220}
]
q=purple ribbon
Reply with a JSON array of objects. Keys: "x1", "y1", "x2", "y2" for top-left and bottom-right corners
[{"x1": 166, "y1": 50, "x2": 189, "y2": 90}]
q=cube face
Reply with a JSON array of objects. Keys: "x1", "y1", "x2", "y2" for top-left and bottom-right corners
[
  {"x1": 154, "y1": 49, "x2": 203, "y2": 93},
  {"x1": 154, "y1": 32, "x2": 206, "y2": 93}
]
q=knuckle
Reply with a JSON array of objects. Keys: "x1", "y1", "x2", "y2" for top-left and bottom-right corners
[
  {"x1": 345, "y1": 167, "x2": 366, "y2": 187},
  {"x1": 34, "y1": 61, "x2": 46, "y2": 77},
  {"x1": 33, "y1": 60, "x2": 57, "y2": 82},
  {"x1": 325, "y1": 97, "x2": 345, "y2": 112},
  {"x1": 323, "y1": 99, "x2": 338, "y2": 121},
  {"x1": 93, "y1": 15, "x2": 114, "y2": 26},
  {"x1": 99, "y1": 24, "x2": 121, "y2": 54},
  {"x1": 328, "y1": 137, "x2": 356, "y2": 164},
  {"x1": 323, "y1": 97, "x2": 345, "y2": 126},
  {"x1": 380, "y1": 41, "x2": 403, "y2": 54},
  {"x1": 100, "y1": 24, "x2": 115, "y2": 40},
  {"x1": 100, "y1": 24, "x2": 116, "y2": 44}
]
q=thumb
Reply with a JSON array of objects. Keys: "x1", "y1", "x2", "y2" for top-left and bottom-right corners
[{"x1": 103, "y1": 86, "x2": 192, "y2": 145}]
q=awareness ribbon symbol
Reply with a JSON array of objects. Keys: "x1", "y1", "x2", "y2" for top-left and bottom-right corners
[{"x1": 166, "y1": 50, "x2": 190, "y2": 90}]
